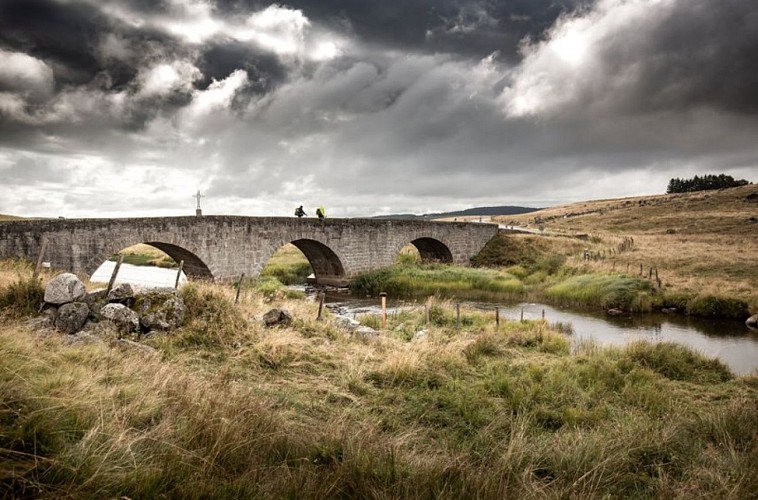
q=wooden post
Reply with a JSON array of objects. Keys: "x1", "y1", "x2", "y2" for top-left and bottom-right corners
[
  {"x1": 105, "y1": 255, "x2": 123, "y2": 296},
  {"x1": 380, "y1": 292, "x2": 387, "y2": 329},
  {"x1": 495, "y1": 307, "x2": 500, "y2": 330},
  {"x1": 639, "y1": 263, "x2": 643, "y2": 276},
  {"x1": 648, "y1": 267, "x2": 653, "y2": 279},
  {"x1": 626, "y1": 263, "x2": 630, "y2": 273},
  {"x1": 234, "y1": 272, "x2": 245, "y2": 304},
  {"x1": 32, "y1": 237, "x2": 48, "y2": 280},
  {"x1": 317, "y1": 292, "x2": 325, "y2": 320},
  {"x1": 174, "y1": 260, "x2": 184, "y2": 289},
  {"x1": 542, "y1": 309, "x2": 545, "y2": 320},
  {"x1": 456, "y1": 303, "x2": 461, "y2": 329},
  {"x1": 520, "y1": 306, "x2": 524, "y2": 322}
]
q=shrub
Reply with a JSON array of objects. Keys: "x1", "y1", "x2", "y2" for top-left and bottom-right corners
[
  {"x1": 0, "y1": 275, "x2": 44, "y2": 319},
  {"x1": 179, "y1": 282, "x2": 247, "y2": 348}
]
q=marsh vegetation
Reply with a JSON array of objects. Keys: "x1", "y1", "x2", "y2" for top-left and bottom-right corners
[{"x1": 0, "y1": 259, "x2": 756, "y2": 498}]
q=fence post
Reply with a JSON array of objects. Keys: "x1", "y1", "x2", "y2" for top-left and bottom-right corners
[
  {"x1": 234, "y1": 272, "x2": 245, "y2": 304},
  {"x1": 380, "y1": 292, "x2": 387, "y2": 329},
  {"x1": 317, "y1": 291, "x2": 325, "y2": 320},
  {"x1": 542, "y1": 309, "x2": 545, "y2": 320},
  {"x1": 174, "y1": 260, "x2": 184, "y2": 289},
  {"x1": 32, "y1": 236, "x2": 48, "y2": 280},
  {"x1": 105, "y1": 255, "x2": 123, "y2": 296},
  {"x1": 495, "y1": 307, "x2": 500, "y2": 330},
  {"x1": 520, "y1": 306, "x2": 524, "y2": 322},
  {"x1": 456, "y1": 303, "x2": 461, "y2": 329}
]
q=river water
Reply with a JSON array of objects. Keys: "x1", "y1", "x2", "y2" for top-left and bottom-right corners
[
  {"x1": 326, "y1": 296, "x2": 758, "y2": 376},
  {"x1": 91, "y1": 261, "x2": 187, "y2": 288}
]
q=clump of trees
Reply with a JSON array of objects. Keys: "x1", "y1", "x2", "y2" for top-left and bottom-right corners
[{"x1": 666, "y1": 174, "x2": 750, "y2": 194}]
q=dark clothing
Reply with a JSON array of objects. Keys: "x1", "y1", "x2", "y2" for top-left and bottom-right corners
[{"x1": 295, "y1": 206, "x2": 306, "y2": 217}]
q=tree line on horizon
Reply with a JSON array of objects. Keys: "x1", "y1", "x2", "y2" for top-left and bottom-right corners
[{"x1": 666, "y1": 174, "x2": 750, "y2": 194}]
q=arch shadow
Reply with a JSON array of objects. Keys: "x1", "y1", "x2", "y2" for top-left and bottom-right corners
[
  {"x1": 144, "y1": 241, "x2": 214, "y2": 280},
  {"x1": 290, "y1": 238, "x2": 346, "y2": 285},
  {"x1": 410, "y1": 237, "x2": 453, "y2": 263}
]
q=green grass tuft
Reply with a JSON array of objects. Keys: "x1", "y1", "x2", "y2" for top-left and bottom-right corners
[
  {"x1": 546, "y1": 273, "x2": 657, "y2": 312},
  {"x1": 0, "y1": 275, "x2": 44, "y2": 319}
]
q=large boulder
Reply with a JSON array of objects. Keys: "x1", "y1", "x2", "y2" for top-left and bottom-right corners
[
  {"x1": 263, "y1": 308, "x2": 293, "y2": 327},
  {"x1": 44, "y1": 273, "x2": 86, "y2": 305},
  {"x1": 134, "y1": 288, "x2": 185, "y2": 331},
  {"x1": 55, "y1": 302, "x2": 90, "y2": 334},
  {"x1": 747, "y1": 314, "x2": 758, "y2": 331},
  {"x1": 107, "y1": 283, "x2": 136, "y2": 306},
  {"x1": 100, "y1": 303, "x2": 139, "y2": 334}
]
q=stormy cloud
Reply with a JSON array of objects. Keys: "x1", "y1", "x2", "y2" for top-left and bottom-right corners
[{"x1": 0, "y1": 0, "x2": 756, "y2": 218}]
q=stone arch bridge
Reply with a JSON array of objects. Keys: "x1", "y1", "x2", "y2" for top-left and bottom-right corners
[{"x1": 0, "y1": 216, "x2": 498, "y2": 286}]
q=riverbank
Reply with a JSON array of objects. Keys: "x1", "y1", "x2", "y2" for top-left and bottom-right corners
[
  {"x1": 0, "y1": 260, "x2": 756, "y2": 498},
  {"x1": 491, "y1": 184, "x2": 758, "y2": 312},
  {"x1": 348, "y1": 232, "x2": 752, "y2": 321}
]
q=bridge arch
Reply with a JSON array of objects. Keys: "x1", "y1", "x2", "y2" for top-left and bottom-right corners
[
  {"x1": 408, "y1": 237, "x2": 453, "y2": 263},
  {"x1": 145, "y1": 242, "x2": 213, "y2": 279},
  {"x1": 289, "y1": 238, "x2": 345, "y2": 285},
  {"x1": 88, "y1": 240, "x2": 213, "y2": 281}
]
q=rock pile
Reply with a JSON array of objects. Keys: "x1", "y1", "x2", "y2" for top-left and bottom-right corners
[{"x1": 33, "y1": 273, "x2": 185, "y2": 337}]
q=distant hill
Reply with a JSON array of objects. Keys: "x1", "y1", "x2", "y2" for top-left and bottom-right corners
[
  {"x1": 0, "y1": 214, "x2": 22, "y2": 221},
  {"x1": 373, "y1": 206, "x2": 540, "y2": 220}
]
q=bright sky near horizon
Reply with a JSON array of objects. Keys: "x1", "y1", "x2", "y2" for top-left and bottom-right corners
[{"x1": 0, "y1": 0, "x2": 756, "y2": 218}]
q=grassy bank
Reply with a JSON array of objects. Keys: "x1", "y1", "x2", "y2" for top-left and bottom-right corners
[
  {"x1": 0, "y1": 261, "x2": 756, "y2": 498},
  {"x1": 494, "y1": 184, "x2": 758, "y2": 312},
  {"x1": 349, "y1": 233, "x2": 752, "y2": 319}
]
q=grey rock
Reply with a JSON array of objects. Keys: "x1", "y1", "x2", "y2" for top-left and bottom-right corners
[
  {"x1": 25, "y1": 307, "x2": 57, "y2": 330},
  {"x1": 263, "y1": 308, "x2": 293, "y2": 327},
  {"x1": 44, "y1": 273, "x2": 86, "y2": 305},
  {"x1": 661, "y1": 307, "x2": 678, "y2": 314},
  {"x1": 134, "y1": 288, "x2": 185, "y2": 331},
  {"x1": 607, "y1": 308, "x2": 624, "y2": 316},
  {"x1": 353, "y1": 326, "x2": 379, "y2": 339},
  {"x1": 55, "y1": 302, "x2": 90, "y2": 334},
  {"x1": 100, "y1": 303, "x2": 139, "y2": 333},
  {"x1": 84, "y1": 288, "x2": 107, "y2": 309},
  {"x1": 107, "y1": 283, "x2": 135, "y2": 305},
  {"x1": 413, "y1": 330, "x2": 427, "y2": 342},
  {"x1": 334, "y1": 314, "x2": 360, "y2": 330},
  {"x1": 747, "y1": 314, "x2": 758, "y2": 330}
]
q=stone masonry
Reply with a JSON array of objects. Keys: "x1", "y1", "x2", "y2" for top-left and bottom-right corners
[{"x1": 0, "y1": 216, "x2": 498, "y2": 285}]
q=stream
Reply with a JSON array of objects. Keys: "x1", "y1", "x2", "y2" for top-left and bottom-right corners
[{"x1": 325, "y1": 295, "x2": 758, "y2": 376}]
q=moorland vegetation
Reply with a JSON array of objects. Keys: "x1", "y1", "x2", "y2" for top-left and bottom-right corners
[{"x1": 0, "y1": 258, "x2": 756, "y2": 498}]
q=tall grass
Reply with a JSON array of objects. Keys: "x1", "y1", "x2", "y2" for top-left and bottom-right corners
[
  {"x1": 350, "y1": 264, "x2": 525, "y2": 300},
  {"x1": 0, "y1": 275, "x2": 44, "y2": 319},
  {"x1": 1, "y1": 263, "x2": 756, "y2": 498},
  {"x1": 546, "y1": 273, "x2": 658, "y2": 312}
]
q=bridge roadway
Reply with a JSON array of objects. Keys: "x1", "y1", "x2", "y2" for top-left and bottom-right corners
[{"x1": 0, "y1": 216, "x2": 498, "y2": 286}]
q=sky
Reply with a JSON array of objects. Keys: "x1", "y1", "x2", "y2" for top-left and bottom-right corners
[{"x1": 0, "y1": 0, "x2": 756, "y2": 218}]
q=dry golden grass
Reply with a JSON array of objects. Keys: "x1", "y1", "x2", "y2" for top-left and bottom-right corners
[
  {"x1": 494, "y1": 185, "x2": 758, "y2": 309},
  {"x1": 1, "y1": 262, "x2": 756, "y2": 498}
]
